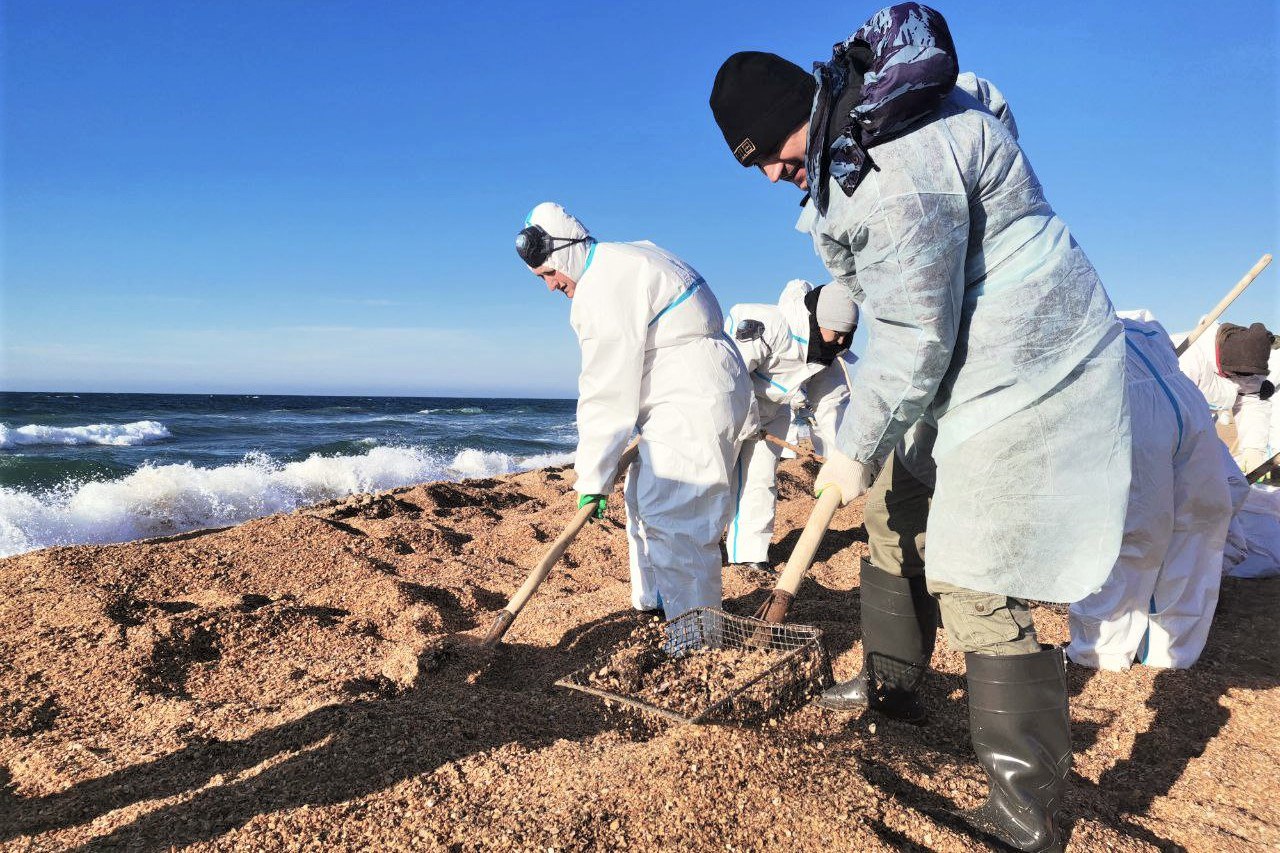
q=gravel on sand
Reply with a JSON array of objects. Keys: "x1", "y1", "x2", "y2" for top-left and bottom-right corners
[{"x1": 1, "y1": 459, "x2": 1276, "y2": 850}]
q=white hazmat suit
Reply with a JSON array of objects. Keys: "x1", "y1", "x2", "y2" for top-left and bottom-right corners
[
  {"x1": 1270, "y1": 348, "x2": 1280, "y2": 458},
  {"x1": 724, "y1": 279, "x2": 855, "y2": 564},
  {"x1": 1173, "y1": 322, "x2": 1273, "y2": 473},
  {"x1": 801, "y1": 80, "x2": 1130, "y2": 602},
  {"x1": 1068, "y1": 313, "x2": 1233, "y2": 670},
  {"x1": 524, "y1": 203, "x2": 755, "y2": 620}
]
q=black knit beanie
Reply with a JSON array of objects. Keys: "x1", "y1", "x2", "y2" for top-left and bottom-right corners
[
  {"x1": 710, "y1": 51, "x2": 816, "y2": 167},
  {"x1": 1217, "y1": 322, "x2": 1274, "y2": 376}
]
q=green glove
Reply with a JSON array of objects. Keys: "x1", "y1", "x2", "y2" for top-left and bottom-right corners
[{"x1": 577, "y1": 493, "x2": 607, "y2": 520}]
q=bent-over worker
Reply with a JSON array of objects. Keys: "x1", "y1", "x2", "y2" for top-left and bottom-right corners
[
  {"x1": 1068, "y1": 312, "x2": 1233, "y2": 670},
  {"x1": 708, "y1": 6, "x2": 1130, "y2": 850},
  {"x1": 724, "y1": 279, "x2": 857, "y2": 571},
  {"x1": 1173, "y1": 320, "x2": 1275, "y2": 473},
  {"x1": 515, "y1": 202, "x2": 755, "y2": 620}
]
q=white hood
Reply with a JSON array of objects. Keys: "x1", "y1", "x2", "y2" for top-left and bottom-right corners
[
  {"x1": 778, "y1": 279, "x2": 815, "y2": 339},
  {"x1": 523, "y1": 202, "x2": 595, "y2": 281}
]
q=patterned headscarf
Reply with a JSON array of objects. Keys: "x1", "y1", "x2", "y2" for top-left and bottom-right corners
[{"x1": 805, "y1": 3, "x2": 959, "y2": 215}]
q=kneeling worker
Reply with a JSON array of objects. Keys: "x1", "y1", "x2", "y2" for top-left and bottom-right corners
[
  {"x1": 515, "y1": 202, "x2": 755, "y2": 620},
  {"x1": 725, "y1": 279, "x2": 857, "y2": 571}
]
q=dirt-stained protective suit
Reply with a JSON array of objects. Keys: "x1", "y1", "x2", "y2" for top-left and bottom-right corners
[
  {"x1": 523, "y1": 203, "x2": 755, "y2": 619},
  {"x1": 789, "y1": 11, "x2": 1128, "y2": 852},
  {"x1": 1068, "y1": 313, "x2": 1233, "y2": 670},
  {"x1": 801, "y1": 77, "x2": 1130, "y2": 604}
]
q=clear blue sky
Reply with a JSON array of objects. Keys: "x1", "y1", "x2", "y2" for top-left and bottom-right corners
[{"x1": 2, "y1": 0, "x2": 1277, "y2": 396}]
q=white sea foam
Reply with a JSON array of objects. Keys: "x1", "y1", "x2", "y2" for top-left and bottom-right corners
[
  {"x1": 0, "y1": 420, "x2": 172, "y2": 449},
  {"x1": 0, "y1": 444, "x2": 574, "y2": 558},
  {"x1": 445, "y1": 448, "x2": 574, "y2": 478}
]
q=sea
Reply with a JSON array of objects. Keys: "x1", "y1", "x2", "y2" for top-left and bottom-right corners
[{"x1": 0, "y1": 392, "x2": 578, "y2": 558}]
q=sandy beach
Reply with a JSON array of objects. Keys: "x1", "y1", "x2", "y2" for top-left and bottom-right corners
[{"x1": 1, "y1": 456, "x2": 1276, "y2": 851}]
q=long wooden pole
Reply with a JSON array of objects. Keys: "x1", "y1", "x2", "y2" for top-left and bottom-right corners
[
  {"x1": 481, "y1": 442, "x2": 640, "y2": 647},
  {"x1": 1175, "y1": 254, "x2": 1273, "y2": 356},
  {"x1": 1246, "y1": 452, "x2": 1280, "y2": 485}
]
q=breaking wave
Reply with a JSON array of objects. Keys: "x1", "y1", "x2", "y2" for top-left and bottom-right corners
[
  {"x1": 0, "y1": 420, "x2": 172, "y2": 449},
  {"x1": 0, "y1": 444, "x2": 573, "y2": 558}
]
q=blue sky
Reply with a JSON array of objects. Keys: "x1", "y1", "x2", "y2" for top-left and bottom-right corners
[{"x1": 2, "y1": 0, "x2": 1277, "y2": 396}]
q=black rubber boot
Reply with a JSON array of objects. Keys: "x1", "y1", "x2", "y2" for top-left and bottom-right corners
[
  {"x1": 962, "y1": 646, "x2": 1071, "y2": 853},
  {"x1": 817, "y1": 562, "x2": 937, "y2": 723}
]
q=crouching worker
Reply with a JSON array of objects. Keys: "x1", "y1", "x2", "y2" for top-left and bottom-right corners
[
  {"x1": 515, "y1": 203, "x2": 755, "y2": 620},
  {"x1": 725, "y1": 279, "x2": 857, "y2": 571},
  {"x1": 1068, "y1": 313, "x2": 1233, "y2": 670}
]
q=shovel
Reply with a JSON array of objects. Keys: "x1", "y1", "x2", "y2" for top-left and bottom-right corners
[{"x1": 480, "y1": 441, "x2": 640, "y2": 648}]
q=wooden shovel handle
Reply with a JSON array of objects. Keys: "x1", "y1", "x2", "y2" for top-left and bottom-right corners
[
  {"x1": 755, "y1": 487, "x2": 842, "y2": 623},
  {"x1": 1175, "y1": 254, "x2": 1272, "y2": 356},
  {"x1": 482, "y1": 441, "x2": 640, "y2": 648},
  {"x1": 761, "y1": 431, "x2": 825, "y2": 463},
  {"x1": 1247, "y1": 451, "x2": 1280, "y2": 485}
]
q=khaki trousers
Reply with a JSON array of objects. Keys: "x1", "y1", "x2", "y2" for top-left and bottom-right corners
[{"x1": 864, "y1": 451, "x2": 1042, "y2": 656}]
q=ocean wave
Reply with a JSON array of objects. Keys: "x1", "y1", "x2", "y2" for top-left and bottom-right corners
[
  {"x1": 417, "y1": 407, "x2": 484, "y2": 415},
  {"x1": 0, "y1": 420, "x2": 172, "y2": 449},
  {"x1": 0, "y1": 444, "x2": 574, "y2": 558}
]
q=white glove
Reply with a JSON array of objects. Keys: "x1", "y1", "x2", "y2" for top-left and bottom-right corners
[{"x1": 813, "y1": 450, "x2": 874, "y2": 506}]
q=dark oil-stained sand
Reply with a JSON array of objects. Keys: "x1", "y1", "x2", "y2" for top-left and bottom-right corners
[{"x1": 1, "y1": 458, "x2": 1276, "y2": 850}]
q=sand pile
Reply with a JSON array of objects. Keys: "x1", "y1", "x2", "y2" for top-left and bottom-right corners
[{"x1": 1, "y1": 458, "x2": 1277, "y2": 850}]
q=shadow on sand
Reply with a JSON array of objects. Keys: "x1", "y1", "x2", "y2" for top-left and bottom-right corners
[{"x1": 0, "y1": 609, "x2": 645, "y2": 850}]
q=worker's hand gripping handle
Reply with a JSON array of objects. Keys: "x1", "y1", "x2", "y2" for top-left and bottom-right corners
[
  {"x1": 754, "y1": 487, "x2": 842, "y2": 623},
  {"x1": 482, "y1": 442, "x2": 641, "y2": 648}
]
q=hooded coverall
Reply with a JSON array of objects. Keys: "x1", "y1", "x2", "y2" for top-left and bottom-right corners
[
  {"x1": 1068, "y1": 314, "x2": 1233, "y2": 670},
  {"x1": 524, "y1": 203, "x2": 756, "y2": 619},
  {"x1": 724, "y1": 279, "x2": 854, "y2": 564}
]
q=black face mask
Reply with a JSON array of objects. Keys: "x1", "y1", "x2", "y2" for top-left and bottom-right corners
[
  {"x1": 806, "y1": 312, "x2": 849, "y2": 366},
  {"x1": 804, "y1": 289, "x2": 850, "y2": 366}
]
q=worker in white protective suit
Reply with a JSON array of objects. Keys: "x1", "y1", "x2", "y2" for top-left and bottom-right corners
[
  {"x1": 1269, "y1": 347, "x2": 1280, "y2": 461},
  {"x1": 710, "y1": 9, "x2": 1130, "y2": 850},
  {"x1": 1067, "y1": 312, "x2": 1233, "y2": 670},
  {"x1": 724, "y1": 279, "x2": 857, "y2": 570},
  {"x1": 1173, "y1": 320, "x2": 1275, "y2": 473},
  {"x1": 515, "y1": 202, "x2": 755, "y2": 620}
]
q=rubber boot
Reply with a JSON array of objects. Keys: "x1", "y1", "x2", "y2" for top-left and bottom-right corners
[
  {"x1": 962, "y1": 646, "x2": 1071, "y2": 853},
  {"x1": 817, "y1": 562, "x2": 937, "y2": 723}
]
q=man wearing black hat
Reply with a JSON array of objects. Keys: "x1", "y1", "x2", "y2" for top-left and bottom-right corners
[{"x1": 709, "y1": 5, "x2": 1131, "y2": 852}]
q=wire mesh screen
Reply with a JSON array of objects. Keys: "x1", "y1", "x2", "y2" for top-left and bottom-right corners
[{"x1": 556, "y1": 607, "x2": 832, "y2": 726}]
